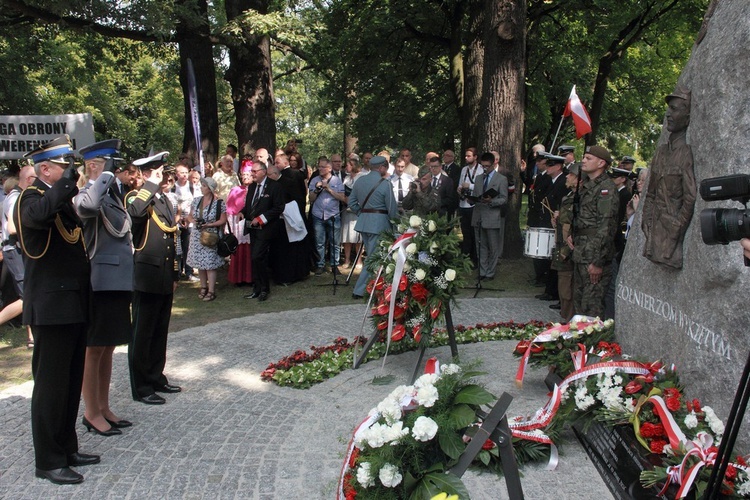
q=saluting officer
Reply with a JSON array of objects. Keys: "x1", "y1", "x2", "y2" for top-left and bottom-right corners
[
  {"x1": 74, "y1": 139, "x2": 134, "y2": 435},
  {"x1": 15, "y1": 135, "x2": 99, "y2": 485},
  {"x1": 126, "y1": 152, "x2": 181, "y2": 405},
  {"x1": 570, "y1": 145, "x2": 620, "y2": 318}
]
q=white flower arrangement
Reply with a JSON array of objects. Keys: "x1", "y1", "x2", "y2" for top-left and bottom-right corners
[
  {"x1": 412, "y1": 416, "x2": 439, "y2": 442},
  {"x1": 702, "y1": 406, "x2": 725, "y2": 437},
  {"x1": 406, "y1": 243, "x2": 418, "y2": 255},
  {"x1": 357, "y1": 462, "x2": 374, "y2": 488},
  {"x1": 416, "y1": 384, "x2": 439, "y2": 407},
  {"x1": 683, "y1": 412, "x2": 698, "y2": 429},
  {"x1": 427, "y1": 220, "x2": 437, "y2": 232},
  {"x1": 414, "y1": 268, "x2": 427, "y2": 281},
  {"x1": 409, "y1": 215, "x2": 422, "y2": 228},
  {"x1": 444, "y1": 269, "x2": 456, "y2": 281},
  {"x1": 379, "y1": 463, "x2": 403, "y2": 487}
]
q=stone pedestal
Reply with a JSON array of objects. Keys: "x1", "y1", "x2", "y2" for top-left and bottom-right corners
[{"x1": 617, "y1": 1, "x2": 750, "y2": 451}]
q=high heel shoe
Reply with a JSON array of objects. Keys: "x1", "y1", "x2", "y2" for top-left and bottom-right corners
[
  {"x1": 105, "y1": 417, "x2": 133, "y2": 429},
  {"x1": 82, "y1": 416, "x2": 122, "y2": 436}
]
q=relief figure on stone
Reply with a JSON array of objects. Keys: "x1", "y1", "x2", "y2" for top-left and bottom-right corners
[{"x1": 641, "y1": 85, "x2": 697, "y2": 269}]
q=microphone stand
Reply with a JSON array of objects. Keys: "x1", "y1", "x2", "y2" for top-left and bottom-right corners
[{"x1": 315, "y1": 207, "x2": 347, "y2": 296}]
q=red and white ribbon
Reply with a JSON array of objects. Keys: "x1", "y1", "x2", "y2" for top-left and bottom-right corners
[{"x1": 647, "y1": 395, "x2": 688, "y2": 450}]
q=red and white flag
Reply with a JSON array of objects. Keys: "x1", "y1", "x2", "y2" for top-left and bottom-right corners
[{"x1": 563, "y1": 85, "x2": 592, "y2": 139}]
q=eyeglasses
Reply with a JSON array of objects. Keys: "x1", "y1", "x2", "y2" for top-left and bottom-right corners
[{"x1": 251, "y1": 169, "x2": 264, "y2": 173}]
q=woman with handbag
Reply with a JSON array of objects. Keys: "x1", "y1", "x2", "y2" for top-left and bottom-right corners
[{"x1": 186, "y1": 177, "x2": 227, "y2": 301}]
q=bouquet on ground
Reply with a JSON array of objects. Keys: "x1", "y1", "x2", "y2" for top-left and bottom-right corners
[
  {"x1": 366, "y1": 214, "x2": 471, "y2": 345},
  {"x1": 340, "y1": 361, "x2": 494, "y2": 499}
]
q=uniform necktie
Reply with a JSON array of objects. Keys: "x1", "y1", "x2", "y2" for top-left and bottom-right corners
[{"x1": 398, "y1": 178, "x2": 404, "y2": 201}]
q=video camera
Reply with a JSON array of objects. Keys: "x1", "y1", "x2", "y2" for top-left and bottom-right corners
[{"x1": 699, "y1": 174, "x2": 750, "y2": 249}]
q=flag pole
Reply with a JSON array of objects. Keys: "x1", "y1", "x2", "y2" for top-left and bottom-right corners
[{"x1": 549, "y1": 114, "x2": 565, "y2": 153}]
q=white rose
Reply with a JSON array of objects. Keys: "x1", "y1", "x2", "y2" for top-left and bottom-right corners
[
  {"x1": 409, "y1": 215, "x2": 422, "y2": 228},
  {"x1": 411, "y1": 416, "x2": 439, "y2": 441},
  {"x1": 403, "y1": 262, "x2": 411, "y2": 272},
  {"x1": 356, "y1": 462, "x2": 375, "y2": 488},
  {"x1": 406, "y1": 243, "x2": 418, "y2": 255},
  {"x1": 379, "y1": 463, "x2": 403, "y2": 488},
  {"x1": 427, "y1": 220, "x2": 437, "y2": 232},
  {"x1": 414, "y1": 268, "x2": 426, "y2": 281},
  {"x1": 444, "y1": 269, "x2": 456, "y2": 281},
  {"x1": 430, "y1": 242, "x2": 439, "y2": 254}
]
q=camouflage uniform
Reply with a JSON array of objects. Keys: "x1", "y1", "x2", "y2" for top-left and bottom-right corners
[
  {"x1": 552, "y1": 192, "x2": 575, "y2": 320},
  {"x1": 572, "y1": 173, "x2": 619, "y2": 317}
]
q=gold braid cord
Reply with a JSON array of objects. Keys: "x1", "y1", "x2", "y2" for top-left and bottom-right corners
[
  {"x1": 16, "y1": 187, "x2": 83, "y2": 260},
  {"x1": 133, "y1": 209, "x2": 177, "y2": 252}
]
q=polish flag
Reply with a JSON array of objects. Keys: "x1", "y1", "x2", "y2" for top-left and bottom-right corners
[{"x1": 563, "y1": 85, "x2": 592, "y2": 138}]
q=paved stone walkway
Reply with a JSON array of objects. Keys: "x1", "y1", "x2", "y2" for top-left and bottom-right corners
[{"x1": 0, "y1": 298, "x2": 611, "y2": 499}]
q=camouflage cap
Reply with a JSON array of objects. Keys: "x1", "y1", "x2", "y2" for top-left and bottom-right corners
[{"x1": 585, "y1": 145, "x2": 612, "y2": 164}]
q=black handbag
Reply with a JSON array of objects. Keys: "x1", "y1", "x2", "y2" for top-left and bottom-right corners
[{"x1": 217, "y1": 221, "x2": 239, "y2": 257}]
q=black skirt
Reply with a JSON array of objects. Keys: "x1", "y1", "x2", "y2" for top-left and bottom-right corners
[{"x1": 88, "y1": 290, "x2": 133, "y2": 346}]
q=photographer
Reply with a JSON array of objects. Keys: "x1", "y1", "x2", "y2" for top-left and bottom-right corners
[
  {"x1": 402, "y1": 173, "x2": 439, "y2": 216},
  {"x1": 309, "y1": 159, "x2": 346, "y2": 275}
]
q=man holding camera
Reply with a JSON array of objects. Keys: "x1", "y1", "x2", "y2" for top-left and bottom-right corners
[
  {"x1": 570, "y1": 145, "x2": 619, "y2": 318},
  {"x1": 309, "y1": 159, "x2": 346, "y2": 275},
  {"x1": 402, "y1": 173, "x2": 439, "y2": 216},
  {"x1": 16, "y1": 135, "x2": 97, "y2": 484},
  {"x1": 126, "y1": 153, "x2": 181, "y2": 405}
]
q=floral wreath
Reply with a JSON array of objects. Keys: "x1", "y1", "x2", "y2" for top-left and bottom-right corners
[{"x1": 365, "y1": 214, "x2": 472, "y2": 347}]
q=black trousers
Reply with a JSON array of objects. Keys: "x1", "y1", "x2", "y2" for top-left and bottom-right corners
[
  {"x1": 459, "y1": 207, "x2": 477, "y2": 263},
  {"x1": 31, "y1": 323, "x2": 86, "y2": 470},
  {"x1": 130, "y1": 291, "x2": 173, "y2": 399},
  {"x1": 179, "y1": 227, "x2": 192, "y2": 276},
  {"x1": 251, "y1": 237, "x2": 273, "y2": 294}
]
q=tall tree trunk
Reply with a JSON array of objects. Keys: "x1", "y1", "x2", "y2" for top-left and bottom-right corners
[
  {"x1": 175, "y1": 0, "x2": 219, "y2": 166},
  {"x1": 463, "y1": 0, "x2": 485, "y2": 153},
  {"x1": 587, "y1": 56, "x2": 615, "y2": 145},
  {"x1": 343, "y1": 89, "x2": 358, "y2": 156},
  {"x1": 479, "y1": 0, "x2": 526, "y2": 258},
  {"x1": 225, "y1": 0, "x2": 277, "y2": 156},
  {"x1": 446, "y1": 1, "x2": 465, "y2": 148}
]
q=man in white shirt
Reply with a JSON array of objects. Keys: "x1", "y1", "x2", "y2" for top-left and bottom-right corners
[{"x1": 390, "y1": 159, "x2": 414, "y2": 209}]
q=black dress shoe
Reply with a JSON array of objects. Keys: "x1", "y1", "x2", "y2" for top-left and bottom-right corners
[
  {"x1": 535, "y1": 293, "x2": 555, "y2": 301},
  {"x1": 35, "y1": 467, "x2": 83, "y2": 485},
  {"x1": 352, "y1": 294, "x2": 363, "y2": 300},
  {"x1": 139, "y1": 393, "x2": 166, "y2": 405},
  {"x1": 155, "y1": 384, "x2": 182, "y2": 393},
  {"x1": 549, "y1": 302, "x2": 562, "y2": 310},
  {"x1": 105, "y1": 418, "x2": 133, "y2": 428},
  {"x1": 244, "y1": 291, "x2": 261, "y2": 299},
  {"x1": 67, "y1": 452, "x2": 101, "y2": 467},
  {"x1": 82, "y1": 417, "x2": 122, "y2": 436},
  {"x1": 258, "y1": 292, "x2": 269, "y2": 302}
]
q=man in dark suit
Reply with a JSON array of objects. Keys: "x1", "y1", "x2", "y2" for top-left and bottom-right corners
[
  {"x1": 15, "y1": 136, "x2": 98, "y2": 485},
  {"x1": 126, "y1": 152, "x2": 181, "y2": 405},
  {"x1": 441, "y1": 149, "x2": 461, "y2": 220},
  {"x1": 427, "y1": 156, "x2": 456, "y2": 217},
  {"x1": 527, "y1": 150, "x2": 553, "y2": 286},
  {"x1": 241, "y1": 161, "x2": 285, "y2": 301}
]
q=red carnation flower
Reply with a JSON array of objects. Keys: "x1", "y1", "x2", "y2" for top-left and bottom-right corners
[
  {"x1": 666, "y1": 396, "x2": 681, "y2": 412},
  {"x1": 482, "y1": 439, "x2": 495, "y2": 450},
  {"x1": 625, "y1": 381, "x2": 643, "y2": 395},
  {"x1": 411, "y1": 283, "x2": 429, "y2": 304},
  {"x1": 725, "y1": 464, "x2": 738, "y2": 481},
  {"x1": 650, "y1": 439, "x2": 667, "y2": 454},
  {"x1": 692, "y1": 398, "x2": 702, "y2": 413},
  {"x1": 663, "y1": 388, "x2": 680, "y2": 399}
]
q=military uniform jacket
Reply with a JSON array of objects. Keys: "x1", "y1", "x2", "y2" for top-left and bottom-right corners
[
  {"x1": 126, "y1": 181, "x2": 178, "y2": 294},
  {"x1": 74, "y1": 172, "x2": 134, "y2": 292},
  {"x1": 527, "y1": 172, "x2": 553, "y2": 228},
  {"x1": 551, "y1": 193, "x2": 575, "y2": 272},
  {"x1": 471, "y1": 171, "x2": 508, "y2": 229},
  {"x1": 15, "y1": 178, "x2": 90, "y2": 325},
  {"x1": 349, "y1": 170, "x2": 398, "y2": 235},
  {"x1": 571, "y1": 173, "x2": 619, "y2": 268}
]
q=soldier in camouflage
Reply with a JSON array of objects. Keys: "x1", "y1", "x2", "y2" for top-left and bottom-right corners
[
  {"x1": 551, "y1": 162, "x2": 579, "y2": 321},
  {"x1": 569, "y1": 145, "x2": 619, "y2": 318}
]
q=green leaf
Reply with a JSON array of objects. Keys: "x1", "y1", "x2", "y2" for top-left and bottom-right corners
[
  {"x1": 409, "y1": 472, "x2": 471, "y2": 500},
  {"x1": 453, "y1": 385, "x2": 495, "y2": 405},
  {"x1": 438, "y1": 428, "x2": 466, "y2": 460},
  {"x1": 478, "y1": 449, "x2": 491, "y2": 466},
  {"x1": 449, "y1": 404, "x2": 477, "y2": 429},
  {"x1": 371, "y1": 374, "x2": 396, "y2": 385}
]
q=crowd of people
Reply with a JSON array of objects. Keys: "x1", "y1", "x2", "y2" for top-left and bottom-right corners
[{"x1": 0, "y1": 130, "x2": 682, "y2": 486}]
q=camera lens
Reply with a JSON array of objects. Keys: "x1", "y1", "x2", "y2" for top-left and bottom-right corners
[{"x1": 700, "y1": 208, "x2": 750, "y2": 245}]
